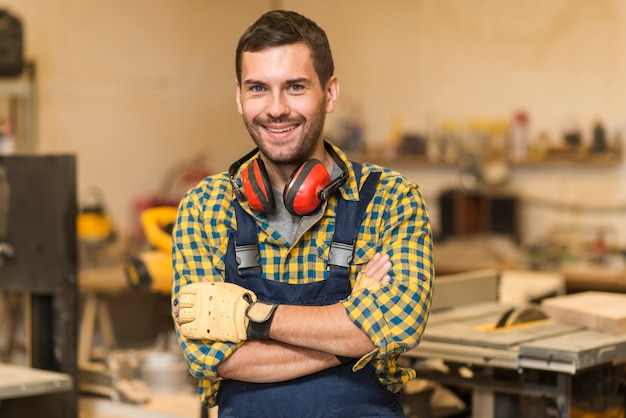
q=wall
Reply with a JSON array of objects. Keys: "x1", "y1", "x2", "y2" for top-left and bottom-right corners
[
  {"x1": 3, "y1": 0, "x2": 269, "y2": 239},
  {"x1": 292, "y1": 0, "x2": 626, "y2": 247},
  {"x1": 3, "y1": 0, "x2": 626, "y2": 248}
]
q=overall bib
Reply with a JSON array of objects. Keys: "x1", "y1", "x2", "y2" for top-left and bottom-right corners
[{"x1": 217, "y1": 168, "x2": 405, "y2": 418}]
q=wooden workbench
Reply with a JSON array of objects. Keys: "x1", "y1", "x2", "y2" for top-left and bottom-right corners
[
  {"x1": 560, "y1": 263, "x2": 626, "y2": 292},
  {"x1": 434, "y1": 239, "x2": 626, "y2": 293},
  {"x1": 0, "y1": 363, "x2": 72, "y2": 400}
]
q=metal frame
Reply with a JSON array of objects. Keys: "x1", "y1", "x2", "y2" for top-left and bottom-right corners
[
  {"x1": 404, "y1": 269, "x2": 626, "y2": 417},
  {"x1": 0, "y1": 155, "x2": 77, "y2": 418}
]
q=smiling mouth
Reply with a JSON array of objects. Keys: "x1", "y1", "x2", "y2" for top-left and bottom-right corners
[
  {"x1": 265, "y1": 125, "x2": 299, "y2": 134},
  {"x1": 256, "y1": 115, "x2": 305, "y2": 135}
]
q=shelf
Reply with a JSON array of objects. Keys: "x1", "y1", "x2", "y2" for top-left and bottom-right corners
[
  {"x1": 348, "y1": 153, "x2": 455, "y2": 167},
  {"x1": 511, "y1": 154, "x2": 623, "y2": 167},
  {"x1": 0, "y1": 61, "x2": 36, "y2": 152},
  {"x1": 348, "y1": 151, "x2": 623, "y2": 168}
]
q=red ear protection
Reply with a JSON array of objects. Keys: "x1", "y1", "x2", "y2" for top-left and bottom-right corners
[
  {"x1": 229, "y1": 142, "x2": 348, "y2": 216},
  {"x1": 240, "y1": 158, "x2": 275, "y2": 213},
  {"x1": 284, "y1": 159, "x2": 331, "y2": 216}
]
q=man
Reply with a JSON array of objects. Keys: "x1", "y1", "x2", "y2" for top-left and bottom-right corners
[{"x1": 172, "y1": 10, "x2": 433, "y2": 417}]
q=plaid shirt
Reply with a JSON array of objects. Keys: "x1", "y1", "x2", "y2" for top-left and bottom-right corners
[{"x1": 172, "y1": 144, "x2": 434, "y2": 407}]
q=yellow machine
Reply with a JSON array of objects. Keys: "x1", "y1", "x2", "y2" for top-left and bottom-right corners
[
  {"x1": 77, "y1": 189, "x2": 116, "y2": 267},
  {"x1": 124, "y1": 206, "x2": 178, "y2": 294},
  {"x1": 77, "y1": 207, "x2": 114, "y2": 242}
]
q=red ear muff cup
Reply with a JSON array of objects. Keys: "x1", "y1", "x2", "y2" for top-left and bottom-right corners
[
  {"x1": 284, "y1": 159, "x2": 331, "y2": 216},
  {"x1": 241, "y1": 159, "x2": 276, "y2": 213}
]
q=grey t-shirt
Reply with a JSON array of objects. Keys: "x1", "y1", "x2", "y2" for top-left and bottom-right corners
[{"x1": 267, "y1": 163, "x2": 342, "y2": 245}]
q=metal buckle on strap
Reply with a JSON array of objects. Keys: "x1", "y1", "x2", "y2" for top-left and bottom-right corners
[
  {"x1": 235, "y1": 244, "x2": 261, "y2": 271},
  {"x1": 328, "y1": 242, "x2": 354, "y2": 269}
]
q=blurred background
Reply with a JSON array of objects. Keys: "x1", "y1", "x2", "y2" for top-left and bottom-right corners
[
  {"x1": 2, "y1": 1, "x2": 626, "y2": 417},
  {"x1": 2, "y1": 0, "x2": 625, "y2": 249}
]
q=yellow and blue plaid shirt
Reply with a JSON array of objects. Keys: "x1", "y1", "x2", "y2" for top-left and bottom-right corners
[{"x1": 172, "y1": 144, "x2": 434, "y2": 407}]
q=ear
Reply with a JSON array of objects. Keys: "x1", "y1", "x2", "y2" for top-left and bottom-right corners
[
  {"x1": 235, "y1": 78, "x2": 243, "y2": 115},
  {"x1": 325, "y1": 76, "x2": 339, "y2": 113}
]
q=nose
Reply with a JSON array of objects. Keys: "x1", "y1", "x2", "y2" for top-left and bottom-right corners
[{"x1": 267, "y1": 91, "x2": 289, "y2": 118}]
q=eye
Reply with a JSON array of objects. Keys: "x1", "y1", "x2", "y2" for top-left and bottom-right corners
[
  {"x1": 250, "y1": 85, "x2": 265, "y2": 93},
  {"x1": 288, "y1": 84, "x2": 304, "y2": 93}
]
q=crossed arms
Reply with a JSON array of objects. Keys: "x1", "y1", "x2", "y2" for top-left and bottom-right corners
[
  {"x1": 171, "y1": 172, "x2": 434, "y2": 405},
  {"x1": 174, "y1": 253, "x2": 392, "y2": 383}
]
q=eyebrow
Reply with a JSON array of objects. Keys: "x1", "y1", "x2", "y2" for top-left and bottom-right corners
[
  {"x1": 243, "y1": 79, "x2": 268, "y2": 87},
  {"x1": 243, "y1": 77, "x2": 312, "y2": 86},
  {"x1": 285, "y1": 77, "x2": 311, "y2": 85}
]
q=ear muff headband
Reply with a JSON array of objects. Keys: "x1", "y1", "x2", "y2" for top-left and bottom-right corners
[{"x1": 229, "y1": 147, "x2": 260, "y2": 202}]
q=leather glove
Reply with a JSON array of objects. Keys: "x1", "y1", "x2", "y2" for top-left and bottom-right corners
[{"x1": 178, "y1": 281, "x2": 277, "y2": 343}]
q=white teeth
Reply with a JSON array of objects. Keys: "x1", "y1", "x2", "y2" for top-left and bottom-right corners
[{"x1": 267, "y1": 126, "x2": 296, "y2": 133}]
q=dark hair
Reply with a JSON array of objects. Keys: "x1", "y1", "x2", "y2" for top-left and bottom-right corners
[{"x1": 235, "y1": 10, "x2": 334, "y2": 87}]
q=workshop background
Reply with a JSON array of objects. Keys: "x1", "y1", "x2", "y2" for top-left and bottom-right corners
[
  {"x1": 2, "y1": 0, "x2": 626, "y2": 418},
  {"x1": 4, "y1": 0, "x2": 626, "y2": 247}
]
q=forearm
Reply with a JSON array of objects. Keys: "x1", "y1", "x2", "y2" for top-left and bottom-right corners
[
  {"x1": 217, "y1": 340, "x2": 339, "y2": 382},
  {"x1": 263, "y1": 255, "x2": 392, "y2": 357},
  {"x1": 269, "y1": 302, "x2": 375, "y2": 357}
]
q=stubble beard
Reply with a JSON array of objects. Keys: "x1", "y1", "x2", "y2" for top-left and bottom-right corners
[{"x1": 243, "y1": 102, "x2": 327, "y2": 167}]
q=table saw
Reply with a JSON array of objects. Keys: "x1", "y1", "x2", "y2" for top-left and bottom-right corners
[{"x1": 403, "y1": 269, "x2": 626, "y2": 418}]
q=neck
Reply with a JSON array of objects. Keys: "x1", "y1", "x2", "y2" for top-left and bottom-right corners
[
  {"x1": 266, "y1": 161, "x2": 300, "y2": 191},
  {"x1": 263, "y1": 141, "x2": 332, "y2": 190}
]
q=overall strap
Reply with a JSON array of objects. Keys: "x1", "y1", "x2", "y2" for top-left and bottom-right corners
[
  {"x1": 232, "y1": 200, "x2": 261, "y2": 272},
  {"x1": 328, "y1": 163, "x2": 382, "y2": 270},
  {"x1": 231, "y1": 163, "x2": 382, "y2": 274}
]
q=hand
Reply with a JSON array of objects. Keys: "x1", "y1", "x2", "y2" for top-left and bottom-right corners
[
  {"x1": 336, "y1": 253, "x2": 392, "y2": 365},
  {"x1": 353, "y1": 253, "x2": 391, "y2": 293},
  {"x1": 173, "y1": 277, "x2": 209, "y2": 322},
  {"x1": 177, "y1": 281, "x2": 277, "y2": 342}
]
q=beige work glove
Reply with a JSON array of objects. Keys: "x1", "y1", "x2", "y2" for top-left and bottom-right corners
[
  {"x1": 352, "y1": 270, "x2": 384, "y2": 293},
  {"x1": 178, "y1": 282, "x2": 277, "y2": 343}
]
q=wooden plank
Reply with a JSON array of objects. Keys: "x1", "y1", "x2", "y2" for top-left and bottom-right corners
[
  {"x1": 0, "y1": 363, "x2": 72, "y2": 400},
  {"x1": 432, "y1": 269, "x2": 500, "y2": 311},
  {"x1": 541, "y1": 291, "x2": 626, "y2": 335}
]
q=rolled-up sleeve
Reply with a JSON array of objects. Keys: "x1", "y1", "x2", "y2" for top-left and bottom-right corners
[
  {"x1": 171, "y1": 181, "x2": 240, "y2": 407},
  {"x1": 341, "y1": 175, "x2": 434, "y2": 387}
]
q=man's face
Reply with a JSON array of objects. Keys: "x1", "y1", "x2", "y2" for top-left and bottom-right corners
[{"x1": 236, "y1": 43, "x2": 338, "y2": 168}]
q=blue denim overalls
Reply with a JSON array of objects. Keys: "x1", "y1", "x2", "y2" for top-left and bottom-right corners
[{"x1": 217, "y1": 167, "x2": 405, "y2": 417}]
